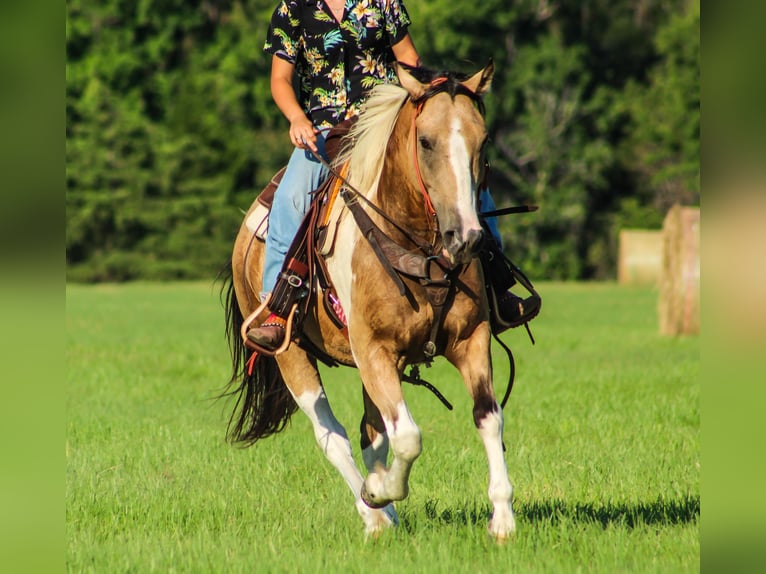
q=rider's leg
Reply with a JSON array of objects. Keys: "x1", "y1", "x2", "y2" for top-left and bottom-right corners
[
  {"x1": 261, "y1": 133, "x2": 329, "y2": 301},
  {"x1": 479, "y1": 188, "x2": 502, "y2": 246},
  {"x1": 479, "y1": 188, "x2": 541, "y2": 328},
  {"x1": 249, "y1": 133, "x2": 329, "y2": 349}
]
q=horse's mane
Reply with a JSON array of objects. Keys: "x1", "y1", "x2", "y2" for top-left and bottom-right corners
[{"x1": 333, "y1": 83, "x2": 409, "y2": 196}]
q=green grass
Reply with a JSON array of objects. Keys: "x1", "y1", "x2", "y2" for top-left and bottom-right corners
[{"x1": 66, "y1": 282, "x2": 699, "y2": 573}]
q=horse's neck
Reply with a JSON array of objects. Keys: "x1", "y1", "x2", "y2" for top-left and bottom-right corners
[{"x1": 373, "y1": 105, "x2": 434, "y2": 245}]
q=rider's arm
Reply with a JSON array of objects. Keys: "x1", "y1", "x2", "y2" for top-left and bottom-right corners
[
  {"x1": 391, "y1": 34, "x2": 421, "y2": 68},
  {"x1": 270, "y1": 55, "x2": 318, "y2": 152}
]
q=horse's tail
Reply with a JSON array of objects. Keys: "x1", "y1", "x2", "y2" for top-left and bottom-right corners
[{"x1": 219, "y1": 262, "x2": 298, "y2": 446}]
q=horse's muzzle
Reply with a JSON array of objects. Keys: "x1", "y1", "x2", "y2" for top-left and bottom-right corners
[{"x1": 443, "y1": 227, "x2": 484, "y2": 264}]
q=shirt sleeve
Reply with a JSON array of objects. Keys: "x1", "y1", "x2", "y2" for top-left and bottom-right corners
[
  {"x1": 263, "y1": 0, "x2": 301, "y2": 63},
  {"x1": 382, "y1": 0, "x2": 412, "y2": 46}
]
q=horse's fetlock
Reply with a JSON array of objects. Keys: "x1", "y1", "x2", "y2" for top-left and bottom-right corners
[{"x1": 489, "y1": 480, "x2": 513, "y2": 504}]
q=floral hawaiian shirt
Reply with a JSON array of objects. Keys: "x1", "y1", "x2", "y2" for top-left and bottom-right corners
[{"x1": 264, "y1": 0, "x2": 412, "y2": 129}]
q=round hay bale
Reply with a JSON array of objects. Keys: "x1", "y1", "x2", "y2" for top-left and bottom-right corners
[
  {"x1": 659, "y1": 205, "x2": 700, "y2": 336},
  {"x1": 618, "y1": 229, "x2": 663, "y2": 286}
]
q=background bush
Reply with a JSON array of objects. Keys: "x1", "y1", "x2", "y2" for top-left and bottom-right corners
[{"x1": 66, "y1": 0, "x2": 699, "y2": 282}]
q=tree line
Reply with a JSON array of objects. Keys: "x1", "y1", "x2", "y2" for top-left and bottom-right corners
[{"x1": 66, "y1": 0, "x2": 699, "y2": 282}]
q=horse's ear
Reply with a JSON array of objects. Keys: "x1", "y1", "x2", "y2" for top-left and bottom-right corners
[
  {"x1": 396, "y1": 63, "x2": 428, "y2": 100},
  {"x1": 462, "y1": 58, "x2": 495, "y2": 96}
]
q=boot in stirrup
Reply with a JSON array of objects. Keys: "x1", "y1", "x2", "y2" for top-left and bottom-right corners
[
  {"x1": 497, "y1": 291, "x2": 541, "y2": 328},
  {"x1": 246, "y1": 313, "x2": 287, "y2": 350}
]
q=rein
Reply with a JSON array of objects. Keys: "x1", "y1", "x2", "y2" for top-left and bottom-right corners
[
  {"x1": 312, "y1": 75, "x2": 487, "y2": 254},
  {"x1": 309, "y1": 150, "x2": 439, "y2": 261}
]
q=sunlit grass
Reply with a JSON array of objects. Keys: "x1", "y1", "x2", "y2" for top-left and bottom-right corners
[{"x1": 66, "y1": 281, "x2": 698, "y2": 573}]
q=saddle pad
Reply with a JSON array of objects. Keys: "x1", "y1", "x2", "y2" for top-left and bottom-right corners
[
  {"x1": 244, "y1": 166, "x2": 287, "y2": 240},
  {"x1": 245, "y1": 202, "x2": 270, "y2": 240}
]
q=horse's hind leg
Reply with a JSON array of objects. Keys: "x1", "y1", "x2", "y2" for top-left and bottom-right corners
[
  {"x1": 276, "y1": 348, "x2": 396, "y2": 535},
  {"x1": 445, "y1": 325, "x2": 516, "y2": 540}
]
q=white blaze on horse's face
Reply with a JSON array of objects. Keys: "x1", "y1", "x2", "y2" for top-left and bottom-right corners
[
  {"x1": 417, "y1": 95, "x2": 487, "y2": 265},
  {"x1": 407, "y1": 63, "x2": 494, "y2": 266}
]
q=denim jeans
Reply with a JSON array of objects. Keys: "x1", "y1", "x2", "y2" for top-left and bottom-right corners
[
  {"x1": 479, "y1": 188, "x2": 502, "y2": 248},
  {"x1": 261, "y1": 132, "x2": 502, "y2": 298},
  {"x1": 261, "y1": 131, "x2": 329, "y2": 299}
]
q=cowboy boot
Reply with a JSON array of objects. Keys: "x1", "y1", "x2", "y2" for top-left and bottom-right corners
[
  {"x1": 246, "y1": 313, "x2": 287, "y2": 350},
  {"x1": 497, "y1": 291, "x2": 541, "y2": 328}
]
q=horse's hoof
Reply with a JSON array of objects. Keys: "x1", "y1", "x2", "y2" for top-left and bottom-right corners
[
  {"x1": 364, "y1": 517, "x2": 393, "y2": 540},
  {"x1": 487, "y1": 518, "x2": 516, "y2": 543},
  {"x1": 360, "y1": 480, "x2": 387, "y2": 509},
  {"x1": 357, "y1": 500, "x2": 398, "y2": 538}
]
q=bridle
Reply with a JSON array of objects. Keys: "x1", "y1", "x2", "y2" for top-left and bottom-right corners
[{"x1": 410, "y1": 76, "x2": 487, "y2": 241}]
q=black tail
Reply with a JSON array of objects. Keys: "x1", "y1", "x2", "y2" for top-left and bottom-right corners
[{"x1": 219, "y1": 263, "x2": 298, "y2": 446}]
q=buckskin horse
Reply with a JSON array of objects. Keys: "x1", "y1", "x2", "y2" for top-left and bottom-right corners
[{"x1": 222, "y1": 61, "x2": 516, "y2": 539}]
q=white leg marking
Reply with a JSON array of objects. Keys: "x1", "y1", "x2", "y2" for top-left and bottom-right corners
[
  {"x1": 363, "y1": 402, "x2": 422, "y2": 506},
  {"x1": 477, "y1": 406, "x2": 516, "y2": 539},
  {"x1": 294, "y1": 389, "x2": 398, "y2": 534},
  {"x1": 294, "y1": 389, "x2": 362, "y2": 493}
]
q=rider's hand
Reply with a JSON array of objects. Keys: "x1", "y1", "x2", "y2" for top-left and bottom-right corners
[{"x1": 288, "y1": 114, "x2": 319, "y2": 153}]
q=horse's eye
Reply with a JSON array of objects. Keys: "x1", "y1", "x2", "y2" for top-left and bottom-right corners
[{"x1": 419, "y1": 136, "x2": 434, "y2": 151}]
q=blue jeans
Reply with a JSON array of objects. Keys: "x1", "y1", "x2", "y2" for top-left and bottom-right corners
[
  {"x1": 261, "y1": 135, "x2": 502, "y2": 298},
  {"x1": 261, "y1": 131, "x2": 329, "y2": 299},
  {"x1": 479, "y1": 188, "x2": 502, "y2": 249}
]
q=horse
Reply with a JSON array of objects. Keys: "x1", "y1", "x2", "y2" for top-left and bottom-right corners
[{"x1": 222, "y1": 61, "x2": 516, "y2": 539}]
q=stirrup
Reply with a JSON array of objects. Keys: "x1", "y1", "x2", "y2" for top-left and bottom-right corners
[{"x1": 240, "y1": 293, "x2": 298, "y2": 356}]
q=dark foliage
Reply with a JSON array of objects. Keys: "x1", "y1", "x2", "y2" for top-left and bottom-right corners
[{"x1": 66, "y1": 0, "x2": 698, "y2": 281}]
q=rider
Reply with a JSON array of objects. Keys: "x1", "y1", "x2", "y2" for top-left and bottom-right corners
[{"x1": 248, "y1": 0, "x2": 540, "y2": 349}]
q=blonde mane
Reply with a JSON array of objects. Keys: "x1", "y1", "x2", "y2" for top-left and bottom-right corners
[{"x1": 333, "y1": 83, "x2": 409, "y2": 196}]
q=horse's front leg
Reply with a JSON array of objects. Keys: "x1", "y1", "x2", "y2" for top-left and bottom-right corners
[
  {"x1": 354, "y1": 347, "x2": 422, "y2": 509},
  {"x1": 360, "y1": 387, "x2": 390, "y2": 475},
  {"x1": 359, "y1": 387, "x2": 399, "y2": 524},
  {"x1": 445, "y1": 323, "x2": 516, "y2": 540}
]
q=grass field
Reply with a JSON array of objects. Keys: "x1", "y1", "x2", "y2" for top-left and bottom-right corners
[{"x1": 66, "y1": 281, "x2": 699, "y2": 573}]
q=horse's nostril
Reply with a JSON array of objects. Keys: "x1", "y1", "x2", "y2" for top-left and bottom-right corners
[{"x1": 467, "y1": 228, "x2": 484, "y2": 253}]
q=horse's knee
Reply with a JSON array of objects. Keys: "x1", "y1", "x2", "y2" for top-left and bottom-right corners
[{"x1": 377, "y1": 401, "x2": 421, "y2": 462}]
